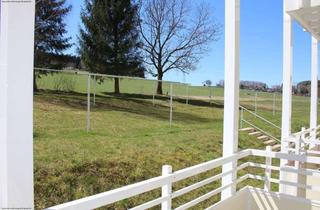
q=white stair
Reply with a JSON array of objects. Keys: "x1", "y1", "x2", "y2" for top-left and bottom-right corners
[
  {"x1": 240, "y1": 127, "x2": 255, "y2": 132},
  {"x1": 272, "y1": 144, "x2": 281, "y2": 151},
  {"x1": 257, "y1": 135, "x2": 269, "y2": 140},
  {"x1": 240, "y1": 127, "x2": 280, "y2": 150},
  {"x1": 248, "y1": 131, "x2": 262, "y2": 136},
  {"x1": 264, "y1": 139, "x2": 276, "y2": 145}
]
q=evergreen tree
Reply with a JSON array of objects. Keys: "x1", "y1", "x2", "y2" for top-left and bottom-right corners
[
  {"x1": 34, "y1": 0, "x2": 72, "y2": 91},
  {"x1": 79, "y1": 0, "x2": 144, "y2": 94}
]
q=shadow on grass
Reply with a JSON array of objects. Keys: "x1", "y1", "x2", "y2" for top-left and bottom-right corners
[
  {"x1": 35, "y1": 90, "x2": 223, "y2": 124},
  {"x1": 103, "y1": 92, "x2": 224, "y2": 109}
]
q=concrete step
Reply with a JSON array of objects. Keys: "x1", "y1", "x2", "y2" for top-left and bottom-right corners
[
  {"x1": 272, "y1": 144, "x2": 281, "y2": 151},
  {"x1": 257, "y1": 135, "x2": 269, "y2": 140},
  {"x1": 264, "y1": 139, "x2": 276, "y2": 145},
  {"x1": 240, "y1": 127, "x2": 255, "y2": 132},
  {"x1": 248, "y1": 131, "x2": 262, "y2": 136}
]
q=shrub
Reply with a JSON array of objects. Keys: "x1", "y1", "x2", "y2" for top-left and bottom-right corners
[{"x1": 52, "y1": 74, "x2": 76, "y2": 92}]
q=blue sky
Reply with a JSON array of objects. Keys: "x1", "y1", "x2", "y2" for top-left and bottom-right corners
[{"x1": 64, "y1": 0, "x2": 318, "y2": 86}]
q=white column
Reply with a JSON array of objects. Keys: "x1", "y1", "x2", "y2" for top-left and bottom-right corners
[
  {"x1": 310, "y1": 37, "x2": 318, "y2": 148},
  {"x1": 221, "y1": 0, "x2": 240, "y2": 200},
  {"x1": 0, "y1": 1, "x2": 35, "y2": 209},
  {"x1": 280, "y1": 2, "x2": 293, "y2": 194}
]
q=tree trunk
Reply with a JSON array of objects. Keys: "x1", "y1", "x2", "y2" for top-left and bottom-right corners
[
  {"x1": 157, "y1": 74, "x2": 163, "y2": 95},
  {"x1": 114, "y1": 77, "x2": 120, "y2": 94},
  {"x1": 33, "y1": 70, "x2": 38, "y2": 93}
]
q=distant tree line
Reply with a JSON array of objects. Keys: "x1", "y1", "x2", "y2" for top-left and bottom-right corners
[
  {"x1": 216, "y1": 79, "x2": 320, "y2": 96},
  {"x1": 296, "y1": 80, "x2": 320, "y2": 96},
  {"x1": 34, "y1": 0, "x2": 220, "y2": 94},
  {"x1": 240, "y1": 81, "x2": 268, "y2": 91},
  {"x1": 217, "y1": 80, "x2": 269, "y2": 91}
]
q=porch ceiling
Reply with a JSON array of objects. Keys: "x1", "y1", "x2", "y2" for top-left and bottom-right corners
[{"x1": 286, "y1": 0, "x2": 320, "y2": 40}]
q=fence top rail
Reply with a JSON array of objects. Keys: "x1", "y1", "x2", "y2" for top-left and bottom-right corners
[
  {"x1": 34, "y1": 67, "x2": 188, "y2": 85},
  {"x1": 300, "y1": 137, "x2": 320, "y2": 145},
  {"x1": 251, "y1": 149, "x2": 320, "y2": 165},
  {"x1": 46, "y1": 174, "x2": 171, "y2": 210},
  {"x1": 239, "y1": 105, "x2": 281, "y2": 130}
]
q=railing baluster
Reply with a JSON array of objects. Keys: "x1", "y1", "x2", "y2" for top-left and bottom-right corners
[
  {"x1": 264, "y1": 146, "x2": 272, "y2": 191},
  {"x1": 301, "y1": 127, "x2": 306, "y2": 149},
  {"x1": 296, "y1": 131, "x2": 306, "y2": 198},
  {"x1": 161, "y1": 165, "x2": 172, "y2": 210},
  {"x1": 295, "y1": 133, "x2": 302, "y2": 167}
]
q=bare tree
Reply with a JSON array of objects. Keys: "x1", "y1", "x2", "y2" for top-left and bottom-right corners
[{"x1": 139, "y1": 0, "x2": 220, "y2": 94}]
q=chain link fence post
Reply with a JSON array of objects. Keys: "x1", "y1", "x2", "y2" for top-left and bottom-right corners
[
  {"x1": 169, "y1": 83, "x2": 173, "y2": 127},
  {"x1": 87, "y1": 74, "x2": 91, "y2": 132}
]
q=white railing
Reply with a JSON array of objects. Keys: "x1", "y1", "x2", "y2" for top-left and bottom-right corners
[
  {"x1": 45, "y1": 147, "x2": 320, "y2": 210},
  {"x1": 292, "y1": 126, "x2": 320, "y2": 139},
  {"x1": 285, "y1": 126, "x2": 320, "y2": 156}
]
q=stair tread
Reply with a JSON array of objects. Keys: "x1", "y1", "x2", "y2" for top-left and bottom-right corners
[
  {"x1": 249, "y1": 131, "x2": 261, "y2": 136},
  {"x1": 272, "y1": 144, "x2": 281, "y2": 151},
  {"x1": 240, "y1": 127, "x2": 254, "y2": 132},
  {"x1": 264, "y1": 139, "x2": 276, "y2": 145},
  {"x1": 257, "y1": 135, "x2": 269, "y2": 140}
]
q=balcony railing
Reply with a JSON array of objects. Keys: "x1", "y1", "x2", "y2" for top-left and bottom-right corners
[
  {"x1": 286, "y1": 126, "x2": 320, "y2": 154},
  {"x1": 46, "y1": 128, "x2": 320, "y2": 210}
]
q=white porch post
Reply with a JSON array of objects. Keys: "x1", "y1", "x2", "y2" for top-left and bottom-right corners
[
  {"x1": 310, "y1": 36, "x2": 318, "y2": 148},
  {"x1": 280, "y1": 0, "x2": 293, "y2": 194},
  {"x1": 221, "y1": 0, "x2": 240, "y2": 200},
  {"x1": 0, "y1": 1, "x2": 35, "y2": 209}
]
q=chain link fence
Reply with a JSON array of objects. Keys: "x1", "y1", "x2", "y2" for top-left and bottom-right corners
[
  {"x1": 35, "y1": 68, "x2": 315, "y2": 134},
  {"x1": 35, "y1": 68, "x2": 224, "y2": 132}
]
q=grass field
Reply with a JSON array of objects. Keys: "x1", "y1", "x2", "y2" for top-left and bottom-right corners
[{"x1": 34, "y1": 72, "x2": 319, "y2": 209}]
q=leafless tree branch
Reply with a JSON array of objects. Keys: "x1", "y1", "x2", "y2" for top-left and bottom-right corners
[{"x1": 138, "y1": 0, "x2": 220, "y2": 94}]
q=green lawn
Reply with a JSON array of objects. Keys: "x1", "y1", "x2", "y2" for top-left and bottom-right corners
[{"x1": 34, "y1": 72, "x2": 319, "y2": 209}]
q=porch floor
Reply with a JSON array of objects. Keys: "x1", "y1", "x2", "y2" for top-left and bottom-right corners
[{"x1": 207, "y1": 187, "x2": 320, "y2": 210}]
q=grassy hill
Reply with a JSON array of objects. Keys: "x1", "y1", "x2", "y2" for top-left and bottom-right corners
[{"x1": 33, "y1": 73, "x2": 318, "y2": 209}]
